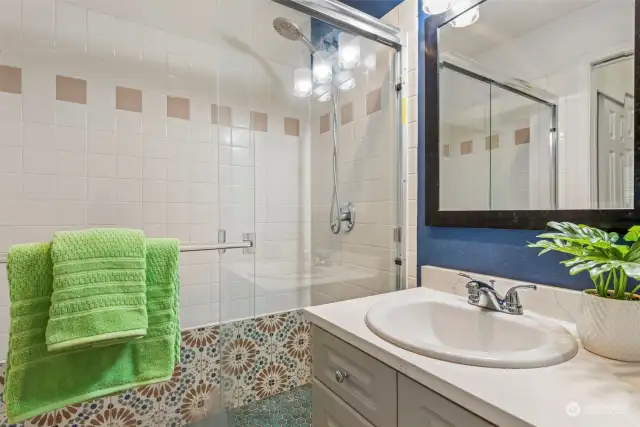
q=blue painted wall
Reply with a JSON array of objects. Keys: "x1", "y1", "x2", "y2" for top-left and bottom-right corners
[{"x1": 416, "y1": 6, "x2": 589, "y2": 291}]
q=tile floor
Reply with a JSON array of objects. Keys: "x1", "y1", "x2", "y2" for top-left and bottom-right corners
[{"x1": 192, "y1": 385, "x2": 312, "y2": 427}]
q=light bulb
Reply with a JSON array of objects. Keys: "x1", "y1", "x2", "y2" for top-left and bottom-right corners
[
  {"x1": 363, "y1": 52, "x2": 376, "y2": 71},
  {"x1": 313, "y1": 51, "x2": 332, "y2": 84},
  {"x1": 451, "y1": 2, "x2": 480, "y2": 28},
  {"x1": 339, "y1": 33, "x2": 360, "y2": 69},
  {"x1": 315, "y1": 85, "x2": 332, "y2": 102},
  {"x1": 336, "y1": 71, "x2": 355, "y2": 91},
  {"x1": 293, "y1": 68, "x2": 312, "y2": 98},
  {"x1": 422, "y1": 0, "x2": 452, "y2": 14}
]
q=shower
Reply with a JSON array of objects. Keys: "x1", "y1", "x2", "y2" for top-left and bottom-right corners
[
  {"x1": 272, "y1": 17, "x2": 355, "y2": 234},
  {"x1": 272, "y1": 17, "x2": 316, "y2": 53}
]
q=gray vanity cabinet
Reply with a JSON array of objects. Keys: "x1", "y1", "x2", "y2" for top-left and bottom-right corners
[
  {"x1": 398, "y1": 374, "x2": 495, "y2": 427},
  {"x1": 312, "y1": 326, "x2": 496, "y2": 427},
  {"x1": 312, "y1": 380, "x2": 375, "y2": 427},
  {"x1": 312, "y1": 326, "x2": 397, "y2": 427}
]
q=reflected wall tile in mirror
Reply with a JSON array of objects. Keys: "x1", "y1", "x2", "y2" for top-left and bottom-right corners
[
  {"x1": 515, "y1": 128, "x2": 530, "y2": 146},
  {"x1": 460, "y1": 140, "x2": 472, "y2": 155},
  {"x1": 485, "y1": 135, "x2": 499, "y2": 151}
]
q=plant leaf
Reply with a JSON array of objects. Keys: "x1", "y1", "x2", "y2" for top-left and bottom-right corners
[{"x1": 624, "y1": 225, "x2": 640, "y2": 242}]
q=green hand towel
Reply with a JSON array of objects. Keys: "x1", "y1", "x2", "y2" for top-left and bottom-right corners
[
  {"x1": 5, "y1": 238, "x2": 181, "y2": 423},
  {"x1": 46, "y1": 229, "x2": 148, "y2": 351}
]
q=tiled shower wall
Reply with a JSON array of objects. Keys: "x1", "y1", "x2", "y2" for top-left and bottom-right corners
[
  {"x1": 393, "y1": 0, "x2": 419, "y2": 289},
  {"x1": 0, "y1": 0, "x2": 314, "y2": 356},
  {"x1": 309, "y1": 0, "x2": 418, "y2": 305}
]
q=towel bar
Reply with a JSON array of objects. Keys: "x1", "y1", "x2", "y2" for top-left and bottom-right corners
[{"x1": 0, "y1": 235, "x2": 255, "y2": 264}]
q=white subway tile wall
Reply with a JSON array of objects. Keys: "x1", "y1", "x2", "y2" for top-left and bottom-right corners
[
  {"x1": 402, "y1": 0, "x2": 419, "y2": 289},
  {"x1": 0, "y1": 0, "x2": 317, "y2": 357}
]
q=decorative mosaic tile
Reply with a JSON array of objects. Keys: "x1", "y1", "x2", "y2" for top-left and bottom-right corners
[
  {"x1": 87, "y1": 405, "x2": 139, "y2": 427},
  {"x1": 1, "y1": 309, "x2": 311, "y2": 427},
  {"x1": 179, "y1": 381, "x2": 220, "y2": 426},
  {"x1": 112, "y1": 388, "x2": 157, "y2": 426},
  {"x1": 218, "y1": 310, "x2": 312, "y2": 409}
]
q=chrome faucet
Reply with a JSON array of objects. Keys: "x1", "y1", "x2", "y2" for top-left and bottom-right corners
[{"x1": 459, "y1": 273, "x2": 537, "y2": 315}]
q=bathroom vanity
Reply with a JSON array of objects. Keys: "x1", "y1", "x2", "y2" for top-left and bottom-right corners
[
  {"x1": 304, "y1": 274, "x2": 640, "y2": 427},
  {"x1": 312, "y1": 325, "x2": 494, "y2": 427}
]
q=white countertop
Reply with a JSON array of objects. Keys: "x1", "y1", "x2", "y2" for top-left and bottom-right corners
[{"x1": 304, "y1": 287, "x2": 640, "y2": 427}]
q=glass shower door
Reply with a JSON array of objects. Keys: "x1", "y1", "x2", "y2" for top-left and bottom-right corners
[
  {"x1": 212, "y1": 1, "x2": 314, "y2": 424},
  {"x1": 209, "y1": 0, "x2": 403, "y2": 426}
]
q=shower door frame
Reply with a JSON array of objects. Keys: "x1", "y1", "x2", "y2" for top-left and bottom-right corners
[{"x1": 272, "y1": 0, "x2": 408, "y2": 290}]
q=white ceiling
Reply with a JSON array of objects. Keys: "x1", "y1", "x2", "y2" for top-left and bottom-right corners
[{"x1": 439, "y1": 0, "x2": 599, "y2": 57}]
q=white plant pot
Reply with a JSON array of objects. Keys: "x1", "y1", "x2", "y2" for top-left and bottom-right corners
[{"x1": 576, "y1": 291, "x2": 640, "y2": 362}]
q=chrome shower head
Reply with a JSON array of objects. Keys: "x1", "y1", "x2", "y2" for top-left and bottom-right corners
[{"x1": 272, "y1": 17, "x2": 316, "y2": 53}]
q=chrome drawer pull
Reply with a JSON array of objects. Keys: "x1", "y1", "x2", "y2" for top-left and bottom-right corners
[{"x1": 335, "y1": 370, "x2": 348, "y2": 383}]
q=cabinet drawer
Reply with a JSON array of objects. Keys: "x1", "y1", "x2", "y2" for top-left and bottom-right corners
[
  {"x1": 312, "y1": 326, "x2": 397, "y2": 427},
  {"x1": 313, "y1": 380, "x2": 375, "y2": 427},
  {"x1": 398, "y1": 374, "x2": 496, "y2": 427}
]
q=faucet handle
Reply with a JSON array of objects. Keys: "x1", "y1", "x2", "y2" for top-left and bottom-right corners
[
  {"x1": 504, "y1": 285, "x2": 537, "y2": 314},
  {"x1": 459, "y1": 273, "x2": 494, "y2": 290},
  {"x1": 460, "y1": 273, "x2": 494, "y2": 304}
]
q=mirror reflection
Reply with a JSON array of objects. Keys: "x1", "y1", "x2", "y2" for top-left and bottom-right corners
[{"x1": 438, "y1": 0, "x2": 635, "y2": 211}]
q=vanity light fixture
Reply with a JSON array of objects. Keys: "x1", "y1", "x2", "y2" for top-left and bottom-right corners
[
  {"x1": 451, "y1": 1, "x2": 480, "y2": 28},
  {"x1": 313, "y1": 51, "x2": 333, "y2": 84},
  {"x1": 422, "y1": 0, "x2": 453, "y2": 15},
  {"x1": 293, "y1": 68, "x2": 313, "y2": 98}
]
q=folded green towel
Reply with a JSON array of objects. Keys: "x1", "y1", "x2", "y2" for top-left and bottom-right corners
[
  {"x1": 5, "y1": 238, "x2": 180, "y2": 423},
  {"x1": 46, "y1": 229, "x2": 148, "y2": 351}
]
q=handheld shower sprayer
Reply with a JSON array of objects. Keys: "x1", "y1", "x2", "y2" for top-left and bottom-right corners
[{"x1": 272, "y1": 17, "x2": 355, "y2": 235}]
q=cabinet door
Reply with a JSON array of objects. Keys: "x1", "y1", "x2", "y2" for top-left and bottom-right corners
[
  {"x1": 398, "y1": 374, "x2": 496, "y2": 427},
  {"x1": 312, "y1": 326, "x2": 397, "y2": 427},
  {"x1": 313, "y1": 380, "x2": 375, "y2": 427}
]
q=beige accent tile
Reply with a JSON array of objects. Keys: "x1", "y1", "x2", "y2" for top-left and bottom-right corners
[
  {"x1": 0, "y1": 65, "x2": 21, "y2": 94},
  {"x1": 341, "y1": 102, "x2": 354, "y2": 125},
  {"x1": 116, "y1": 86, "x2": 142, "y2": 112},
  {"x1": 443, "y1": 144, "x2": 450, "y2": 158},
  {"x1": 366, "y1": 88, "x2": 382, "y2": 115},
  {"x1": 56, "y1": 75, "x2": 86, "y2": 104},
  {"x1": 485, "y1": 134, "x2": 499, "y2": 150},
  {"x1": 320, "y1": 114, "x2": 330, "y2": 134},
  {"x1": 167, "y1": 96, "x2": 190, "y2": 120},
  {"x1": 212, "y1": 104, "x2": 231, "y2": 126},
  {"x1": 515, "y1": 128, "x2": 530, "y2": 145},
  {"x1": 284, "y1": 117, "x2": 300, "y2": 137},
  {"x1": 460, "y1": 140, "x2": 472, "y2": 155},
  {"x1": 250, "y1": 111, "x2": 268, "y2": 132}
]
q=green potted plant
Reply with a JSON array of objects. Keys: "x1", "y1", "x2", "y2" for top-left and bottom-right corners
[{"x1": 528, "y1": 221, "x2": 640, "y2": 362}]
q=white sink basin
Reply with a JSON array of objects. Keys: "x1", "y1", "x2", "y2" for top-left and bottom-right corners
[{"x1": 365, "y1": 291, "x2": 578, "y2": 368}]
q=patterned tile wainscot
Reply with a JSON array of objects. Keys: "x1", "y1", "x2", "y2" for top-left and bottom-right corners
[{"x1": 0, "y1": 310, "x2": 312, "y2": 427}]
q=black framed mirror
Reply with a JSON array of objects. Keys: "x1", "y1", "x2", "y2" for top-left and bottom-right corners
[{"x1": 424, "y1": 0, "x2": 640, "y2": 229}]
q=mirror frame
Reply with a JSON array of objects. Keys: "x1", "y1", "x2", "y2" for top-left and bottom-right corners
[{"x1": 424, "y1": 0, "x2": 640, "y2": 230}]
